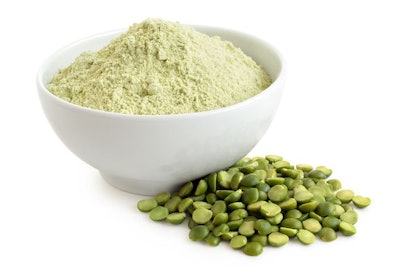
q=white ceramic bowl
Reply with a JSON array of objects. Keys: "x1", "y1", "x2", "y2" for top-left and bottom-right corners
[{"x1": 37, "y1": 26, "x2": 286, "y2": 195}]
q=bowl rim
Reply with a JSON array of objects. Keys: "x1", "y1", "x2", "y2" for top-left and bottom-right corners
[{"x1": 37, "y1": 25, "x2": 286, "y2": 120}]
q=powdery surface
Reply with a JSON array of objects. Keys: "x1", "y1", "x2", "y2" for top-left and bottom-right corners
[{"x1": 48, "y1": 19, "x2": 270, "y2": 115}]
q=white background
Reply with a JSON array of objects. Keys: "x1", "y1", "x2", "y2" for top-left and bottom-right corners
[{"x1": 1, "y1": 0, "x2": 399, "y2": 266}]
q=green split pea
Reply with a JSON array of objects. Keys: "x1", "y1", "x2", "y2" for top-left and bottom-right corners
[{"x1": 137, "y1": 154, "x2": 371, "y2": 256}]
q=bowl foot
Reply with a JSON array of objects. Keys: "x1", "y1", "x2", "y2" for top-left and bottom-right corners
[{"x1": 99, "y1": 171, "x2": 180, "y2": 196}]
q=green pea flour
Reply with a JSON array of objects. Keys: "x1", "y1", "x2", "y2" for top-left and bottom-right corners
[{"x1": 48, "y1": 19, "x2": 271, "y2": 115}]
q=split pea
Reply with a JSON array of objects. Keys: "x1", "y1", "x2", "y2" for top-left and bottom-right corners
[
  {"x1": 340, "y1": 210, "x2": 358, "y2": 224},
  {"x1": 167, "y1": 212, "x2": 186, "y2": 224},
  {"x1": 154, "y1": 192, "x2": 171, "y2": 205},
  {"x1": 137, "y1": 198, "x2": 158, "y2": 212},
  {"x1": 268, "y1": 232, "x2": 289, "y2": 247},
  {"x1": 339, "y1": 221, "x2": 357, "y2": 236},
  {"x1": 243, "y1": 242, "x2": 263, "y2": 256},
  {"x1": 352, "y1": 195, "x2": 371, "y2": 208},
  {"x1": 297, "y1": 229, "x2": 315, "y2": 245},
  {"x1": 268, "y1": 184, "x2": 288, "y2": 202},
  {"x1": 189, "y1": 225, "x2": 209, "y2": 241},
  {"x1": 336, "y1": 189, "x2": 354, "y2": 203},
  {"x1": 318, "y1": 227, "x2": 337, "y2": 242},
  {"x1": 205, "y1": 233, "x2": 221, "y2": 246},
  {"x1": 302, "y1": 218, "x2": 322, "y2": 233},
  {"x1": 192, "y1": 207, "x2": 213, "y2": 224},
  {"x1": 149, "y1": 206, "x2": 169, "y2": 221},
  {"x1": 230, "y1": 235, "x2": 247, "y2": 249}
]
